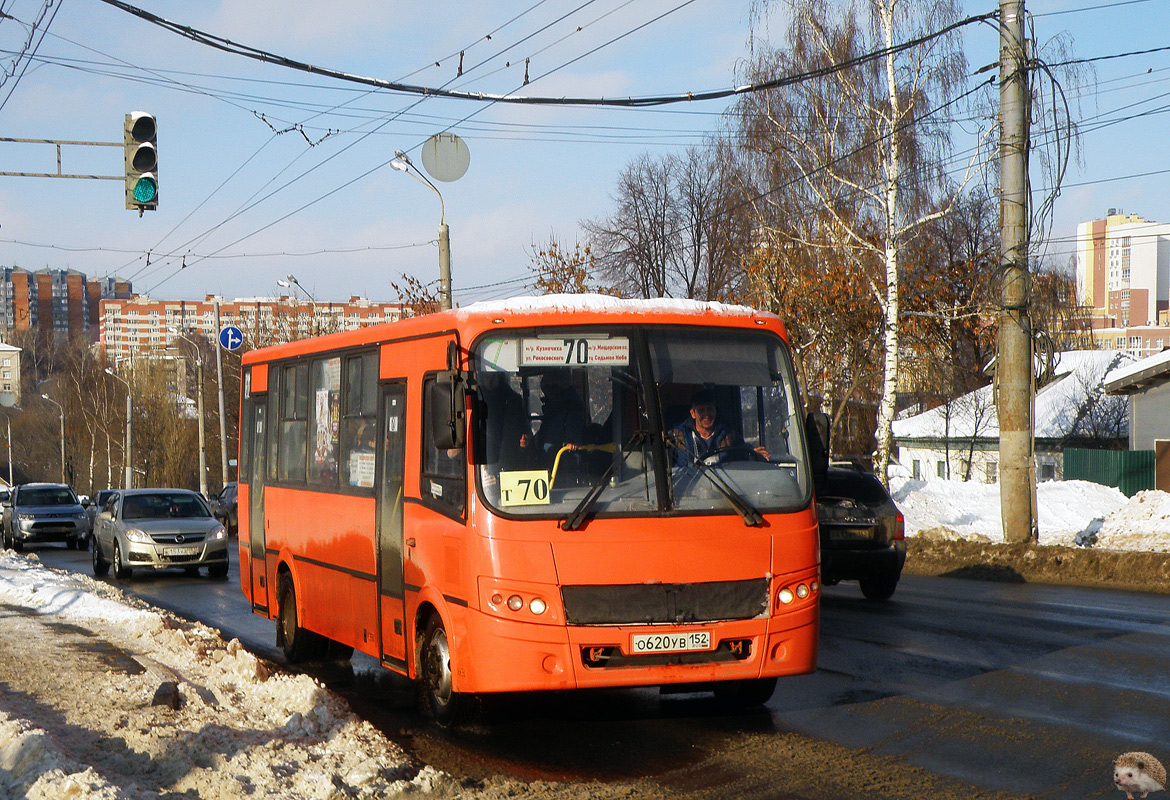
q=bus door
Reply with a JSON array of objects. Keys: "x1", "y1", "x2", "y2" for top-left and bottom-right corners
[
  {"x1": 247, "y1": 397, "x2": 269, "y2": 614},
  {"x1": 376, "y1": 382, "x2": 408, "y2": 671}
]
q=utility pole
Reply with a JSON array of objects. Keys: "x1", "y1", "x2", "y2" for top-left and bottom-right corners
[
  {"x1": 997, "y1": 0, "x2": 1037, "y2": 543},
  {"x1": 214, "y1": 300, "x2": 229, "y2": 487}
]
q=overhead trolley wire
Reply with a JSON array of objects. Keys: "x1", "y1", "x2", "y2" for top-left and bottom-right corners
[{"x1": 93, "y1": 0, "x2": 996, "y2": 108}]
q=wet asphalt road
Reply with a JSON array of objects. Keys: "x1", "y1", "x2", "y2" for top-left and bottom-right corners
[{"x1": 31, "y1": 542, "x2": 1170, "y2": 799}]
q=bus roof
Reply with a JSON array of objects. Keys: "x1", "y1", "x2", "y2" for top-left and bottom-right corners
[{"x1": 242, "y1": 294, "x2": 786, "y2": 365}]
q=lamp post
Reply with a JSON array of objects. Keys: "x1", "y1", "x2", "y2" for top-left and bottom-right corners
[
  {"x1": 390, "y1": 150, "x2": 451, "y2": 311},
  {"x1": 170, "y1": 329, "x2": 208, "y2": 497},
  {"x1": 40, "y1": 394, "x2": 64, "y2": 484},
  {"x1": 104, "y1": 368, "x2": 132, "y2": 489},
  {"x1": 0, "y1": 391, "x2": 16, "y2": 488},
  {"x1": 277, "y1": 274, "x2": 317, "y2": 337}
]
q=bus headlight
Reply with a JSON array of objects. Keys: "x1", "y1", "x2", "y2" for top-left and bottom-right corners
[
  {"x1": 777, "y1": 588, "x2": 795, "y2": 605},
  {"x1": 529, "y1": 597, "x2": 547, "y2": 615},
  {"x1": 507, "y1": 595, "x2": 524, "y2": 611}
]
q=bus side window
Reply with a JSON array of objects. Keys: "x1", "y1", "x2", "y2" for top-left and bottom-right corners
[
  {"x1": 422, "y1": 374, "x2": 466, "y2": 517},
  {"x1": 341, "y1": 352, "x2": 378, "y2": 489},
  {"x1": 279, "y1": 362, "x2": 308, "y2": 483}
]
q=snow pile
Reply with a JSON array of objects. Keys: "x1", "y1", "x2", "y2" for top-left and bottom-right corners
[
  {"x1": 0, "y1": 552, "x2": 461, "y2": 800},
  {"x1": 893, "y1": 476, "x2": 1170, "y2": 551}
]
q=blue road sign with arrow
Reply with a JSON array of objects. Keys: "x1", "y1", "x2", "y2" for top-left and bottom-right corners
[{"x1": 219, "y1": 325, "x2": 243, "y2": 351}]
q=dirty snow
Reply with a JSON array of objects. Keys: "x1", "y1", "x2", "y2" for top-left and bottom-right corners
[{"x1": 2, "y1": 477, "x2": 1169, "y2": 798}]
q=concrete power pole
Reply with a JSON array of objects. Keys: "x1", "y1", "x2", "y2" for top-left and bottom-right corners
[{"x1": 997, "y1": 0, "x2": 1037, "y2": 543}]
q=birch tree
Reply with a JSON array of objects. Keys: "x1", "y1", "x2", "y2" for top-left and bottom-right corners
[{"x1": 737, "y1": 0, "x2": 984, "y2": 483}]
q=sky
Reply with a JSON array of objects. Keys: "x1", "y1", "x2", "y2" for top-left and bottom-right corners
[{"x1": 0, "y1": 0, "x2": 1165, "y2": 306}]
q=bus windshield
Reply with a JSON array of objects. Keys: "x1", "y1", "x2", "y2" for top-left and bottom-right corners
[{"x1": 473, "y1": 326, "x2": 811, "y2": 521}]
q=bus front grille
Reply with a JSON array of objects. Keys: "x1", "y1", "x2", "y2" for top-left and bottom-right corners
[{"x1": 561, "y1": 579, "x2": 768, "y2": 625}]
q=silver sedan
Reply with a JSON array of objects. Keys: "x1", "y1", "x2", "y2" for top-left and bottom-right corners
[{"x1": 91, "y1": 488, "x2": 229, "y2": 580}]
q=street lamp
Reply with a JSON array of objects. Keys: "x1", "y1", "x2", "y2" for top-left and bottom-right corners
[
  {"x1": 0, "y1": 391, "x2": 16, "y2": 488},
  {"x1": 104, "y1": 368, "x2": 132, "y2": 489},
  {"x1": 169, "y1": 328, "x2": 208, "y2": 497},
  {"x1": 40, "y1": 393, "x2": 64, "y2": 484},
  {"x1": 276, "y1": 274, "x2": 315, "y2": 302},
  {"x1": 391, "y1": 150, "x2": 452, "y2": 311}
]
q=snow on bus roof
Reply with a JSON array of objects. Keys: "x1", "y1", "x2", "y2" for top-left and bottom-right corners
[{"x1": 455, "y1": 294, "x2": 764, "y2": 318}]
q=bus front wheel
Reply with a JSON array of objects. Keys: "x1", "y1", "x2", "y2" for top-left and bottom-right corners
[
  {"x1": 277, "y1": 573, "x2": 325, "y2": 663},
  {"x1": 419, "y1": 615, "x2": 474, "y2": 725}
]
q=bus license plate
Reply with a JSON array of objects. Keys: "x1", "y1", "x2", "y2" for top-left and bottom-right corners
[
  {"x1": 163, "y1": 546, "x2": 199, "y2": 557},
  {"x1": 630, "y1": 631, "x2": 711, "y2": 654}
]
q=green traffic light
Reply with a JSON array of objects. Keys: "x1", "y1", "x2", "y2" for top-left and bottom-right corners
[{"x1": 132, "y1": 176, "x2": 157, "y2": 204}]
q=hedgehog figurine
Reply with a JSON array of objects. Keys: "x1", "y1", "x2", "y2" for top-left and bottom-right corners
[{"x1": 1115, "y1": 752, "x2": 1167, "y2": 799}]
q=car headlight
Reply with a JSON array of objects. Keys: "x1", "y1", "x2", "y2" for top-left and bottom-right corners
[
  {"x1": 124, "y1": 528, "x2": 152, "y2": 544},
  {"x1": 74, "y1": 512, "x2": 87, "y2": 520},
  {"x1": 211, "y1": 526, "x2": 227, "y2": 541},
  {"x1": 16, "y1": 513, "x2": 35, "y2": 521}
]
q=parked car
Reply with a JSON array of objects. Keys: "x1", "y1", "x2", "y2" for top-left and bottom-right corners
[
  {"x1": 91, "y1": 488, "x2": 229, "y2": 580},
  {"x1": 1, "y1": 483, "x2": 90, "y2": 551},
  {"x1": 212, "y1": 482, "x2": 237, "y2": 535},
  {"x1": 816, "y1": 463, "x2": 906, "y2": 601}
]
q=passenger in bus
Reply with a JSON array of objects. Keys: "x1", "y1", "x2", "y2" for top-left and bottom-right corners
[
  {"x1": 533, "y1": 370, "x2": 586, "y2": 461},
  {"x1": 667, "y1": 389, "x2": 768, "y2": 467},
  {"x1": 478, "y1": 371, "x2": 533, "y2": 476}
]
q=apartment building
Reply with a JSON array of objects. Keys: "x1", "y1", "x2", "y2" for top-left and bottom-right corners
[
  {"x1": 100, "y1": 295, "x2": 405, "y2": 363},
  {"x1": 0, "y1": 267, "x2": 132, "y2": 342},
  {"x1": 1075, "y1": 210, "x2": 1170, "y2": 359}
]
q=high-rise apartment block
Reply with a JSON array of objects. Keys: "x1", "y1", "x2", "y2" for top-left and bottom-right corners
[
  {"x1": 100, "y1": 295, "x2": 405, "y2": 364},
  {"x1": 0, "y1": 267, "x2": 131, "y2": 341},
  {"x1": 1075, "y1": 210, "x2": 1170, "y2": 358}
]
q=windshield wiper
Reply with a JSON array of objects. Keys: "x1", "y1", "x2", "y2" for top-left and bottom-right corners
[
  {"x1": 664, "y1": 439, "x2": 764, "y2": 526},
  {"x1": 560, "y1": 431, "x2": 649, "y2": 531}
]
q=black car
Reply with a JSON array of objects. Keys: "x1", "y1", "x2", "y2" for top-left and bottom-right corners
[
  {"x1": 213, "y1": 482, "x2": 237, "y2": 535},
  {"x1": 816, "y1": 464, "x2": 906, "y2": 600}
]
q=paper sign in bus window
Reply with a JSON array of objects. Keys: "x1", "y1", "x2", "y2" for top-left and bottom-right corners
[{"x1": 499, "y1": 470, "x2": 552, "y2": 506}]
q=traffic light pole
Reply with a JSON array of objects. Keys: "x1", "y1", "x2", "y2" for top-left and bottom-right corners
[{"x1": 0, "y1": 137, "x2": 123, "y2": 180}]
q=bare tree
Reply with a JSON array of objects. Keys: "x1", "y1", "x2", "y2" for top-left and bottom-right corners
[
  {"x1": 737, "y1": 0, "x2": 987, "y2": 484},
  {"x1": 528, "y1": 237, "x2": 603, "y2": 295},
  {"x1": 584, "y1": 144, "x2": 751, "y2": 301}
]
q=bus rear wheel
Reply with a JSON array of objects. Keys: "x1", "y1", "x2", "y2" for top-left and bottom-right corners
[
  {"x1": 419, "y1": 615, "x2": 474, "y2": 726},
  {"x1": 277, "y1": 573, "x2": 326, "y2": 663}
]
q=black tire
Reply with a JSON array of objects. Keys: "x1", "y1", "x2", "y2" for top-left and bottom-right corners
[
  {"x1": 112, "y1": 540, "x2": 133, "y2": 580},
  {"x1": 184, "y1": 566, "x2": 200, "y2": 576},
  {"x1": 418, "y1": 615, "x2": 475, "y2": 725},
  {"x1": 79, "y1": 534, "x2": 89, "y2": 551},
  {"x1": 276, "y1": 573, "x2": 326, "y2": 662},
  {"x1": 859, "y1": 571, "x2": 899, "y2": 601},
  {"x1": 11, "y1": 535, "x2": 22, "y2": 553},
  {"x1": 207, "y1": 561, "x2": 229, "y2": 579},
  {"x1": 67, "y1": 537, "x2": 79, "y2": 550},
  {"x1": 91, "y1": 537, "x2": 109, "y2": 577},
  {"x1": 712, "y1": 677, "x2": 778, "y2": 709}
]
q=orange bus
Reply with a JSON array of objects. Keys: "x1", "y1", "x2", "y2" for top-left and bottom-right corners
[{"x1": 238, "y1": 296, "x2": 825, "y2": 723}]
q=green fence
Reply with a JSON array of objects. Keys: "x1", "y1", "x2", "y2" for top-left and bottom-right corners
[{"x1": 1062, "y1": 448, "x2": 1154, "y2": 497}]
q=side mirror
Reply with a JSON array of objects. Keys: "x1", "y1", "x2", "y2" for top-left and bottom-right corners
[
  {"x1": 99, "y1": 510, "x2": 113, "y2": 520},
  {"x1": 805, "y1": 410, "x2": 830, "y2": 491},
  {"x1": 431, "y1": 370, "x2": 467, "y2": 451}
]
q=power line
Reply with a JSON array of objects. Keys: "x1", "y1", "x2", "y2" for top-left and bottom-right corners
[{"x1": 92, "y1": 0, "x2": 996, "y2": 108}]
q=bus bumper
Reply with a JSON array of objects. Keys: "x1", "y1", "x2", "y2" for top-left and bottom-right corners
[{"x1": 454, "y1": 603, "x2": 818, "y2": 695}]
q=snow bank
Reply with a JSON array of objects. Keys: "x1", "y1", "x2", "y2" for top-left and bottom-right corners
[
  {"x1": 892, "y1": 476, "x2": 1170, "y2": 550},
  {"x1": 0, "y1": 552, "x2": 461, "y2": 800}
]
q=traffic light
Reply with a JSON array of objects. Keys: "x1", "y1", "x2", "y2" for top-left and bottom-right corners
[{"x1": 124, "y1": 111, "x2": 157, "y2": 212}]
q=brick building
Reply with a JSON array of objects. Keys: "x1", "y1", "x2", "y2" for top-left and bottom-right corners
[{"x1": 99, "y1": 295, "x2": 404, "y2": 363}]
